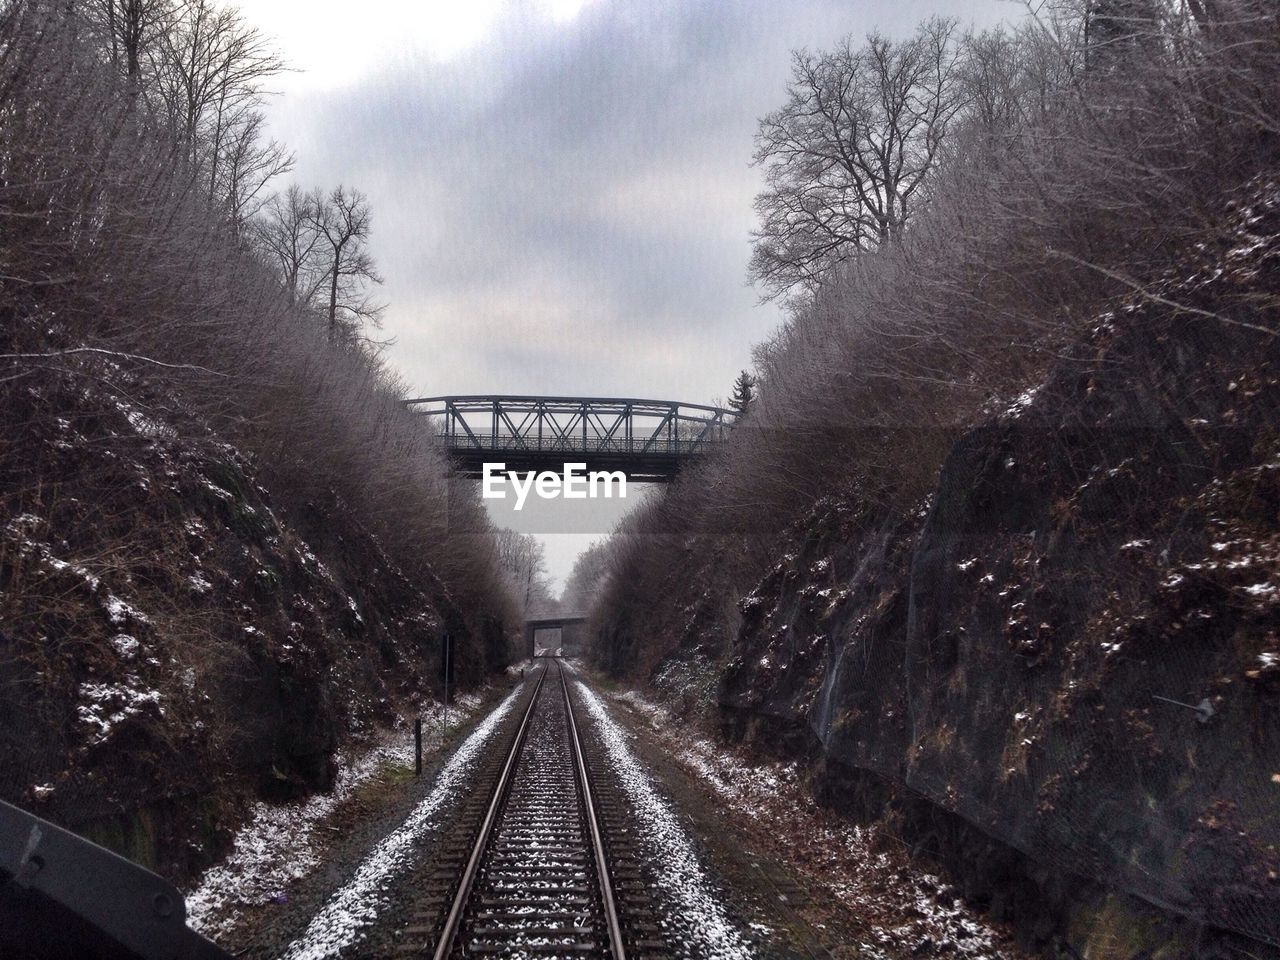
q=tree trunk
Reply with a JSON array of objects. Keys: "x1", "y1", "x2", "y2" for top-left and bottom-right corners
[{"x1": 328, "y1": 248, "x2": 340, "y2": 342}]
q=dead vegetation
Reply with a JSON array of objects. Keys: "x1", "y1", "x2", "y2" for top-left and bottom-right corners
[
  {"x1": 588, "y1": 1, "x2": 1280, "y2": 952},
  {"x1": 593, "y1": 0, "x2": 1280, "y2": 675},
  {"x1": 0, "y1": 0, "x2": 522, "y2": 880}
]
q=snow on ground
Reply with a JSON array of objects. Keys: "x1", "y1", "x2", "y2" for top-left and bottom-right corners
[
  {"x1": 186, "y1": 692, "x2": 486, "y2": 941},
  {"x1": 77, "y1": 678, "x2": 163, "y2": 745},
  {"x1": 110, "y1": 633, "x2": 140, "y2": 657},
  {"x1": 1001, "y1": 386, "x2": 1041, "y2": 419},
  {"x1": 102, "y1": 593, "x2": 150, "y2": 627},
  {"x1": 3, "y1": 515, "x2": 102, "y2": 592},
  {"x1": 576, "y1": 682, "x2": 756, "y2": 960},
  {"x1": 610, "y1": 689, "x2": 1011, "y2": 959},
  {"x1": 276, "y1": 686, "x2": 522, "y2": 960}
]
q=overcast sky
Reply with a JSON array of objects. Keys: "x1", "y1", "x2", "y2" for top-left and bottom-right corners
[{"x1": 240, "y1": 0, "x2": 1010, "y2": 591}]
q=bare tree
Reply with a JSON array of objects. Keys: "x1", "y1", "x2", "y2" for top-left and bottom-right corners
[
  {"x1": 560, "y1": 540, "x2": 609, "y2": 615},
  {"x1": 151, "y1": 0, "x2": 286, "y2": 195},
  {"x1": 950, "y1": 15, "x2": 1084, "y2": 151},
  {"x1": 957, "y1": 27, "x2": 1026, "y2": 135},
  {"x1": 310, "y1": 185, "x2": 384, "y2": 344},
  {"x1": 74, "y1": 0, "x2": 292, "y2": 233},
  {"x1": 750, "y1": 17, "x2": 965, "y2": 301},
  {"x1": 216, "y1": 107, "x2": 292, "y2": 232},
  {"x1": 254, "y1": 184, "x2": 326, "y2": 307},
  {"x1": 0, "y1": 5, "x2": 524, "y2": 787},
  {"x1": 495, "y1": 530, "x2": 556, "y2": 617},
  {"x1": 80, "y1": 0, "x2": 176, "y2": 81},
  {"x1": 1085, "y1": 0, "x2": 1162, "y2": 69},
  {"x1": 254, "y1": 181, "x2": 385, "y2": 340}
]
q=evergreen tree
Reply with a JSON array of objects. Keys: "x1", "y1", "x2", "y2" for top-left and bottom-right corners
[{"x1": 729, "y1": 370, "x2": 756, "y2": 417}]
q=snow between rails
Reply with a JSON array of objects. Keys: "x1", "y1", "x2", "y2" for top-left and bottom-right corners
[
  {"x1": 278, "y1": 685, "x2": 522, "y2": 960},
  {"x1": 575, "y1": 681, "x2": 755, "y2": 960}
]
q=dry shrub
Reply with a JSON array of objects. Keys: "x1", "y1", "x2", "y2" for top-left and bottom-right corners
[
  {"x1": 593, "y1": 0, "x2": 1280, "y2": 671},
  {"x1": 0, "y1": 2, "x2": 520, "y2": 667}
]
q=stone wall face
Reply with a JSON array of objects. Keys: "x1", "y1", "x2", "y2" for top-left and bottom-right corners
[{"x1": 716, "y1": 194, "x2": 1280, "y2": 956}]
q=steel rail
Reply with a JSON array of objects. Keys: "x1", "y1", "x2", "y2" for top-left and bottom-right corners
[
  {"x1": 560, "y1": 663, "x2": 627, "y2": 960},
  {"x1": 430, "y1": 663, "x2": 548, "y2": 960}
]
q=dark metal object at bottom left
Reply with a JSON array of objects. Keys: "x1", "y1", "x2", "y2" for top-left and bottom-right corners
[{"x1": 0, "y1": 798, "x2": 232, "y2": 960}]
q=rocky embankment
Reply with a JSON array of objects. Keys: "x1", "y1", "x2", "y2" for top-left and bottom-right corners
[
  {"x1": 0, "y1": 369, "x2": 508, "y2": 884},
  {"x1": 643, "y1": 189, "x2": 1280, "y2": 957}
]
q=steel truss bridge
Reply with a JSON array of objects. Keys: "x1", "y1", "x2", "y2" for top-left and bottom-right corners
[{"x1": 405, "y1": 395, "x2": 736, "y2": 483}]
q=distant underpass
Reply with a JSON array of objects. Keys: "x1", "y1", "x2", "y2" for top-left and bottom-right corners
[{"x1": 526, "y1": 615, "x2": 587, "y2": 657}]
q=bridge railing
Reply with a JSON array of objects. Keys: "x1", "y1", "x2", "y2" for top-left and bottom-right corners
[{"x1": 429, "y1": 433, "x2": 720, "y2": 457}]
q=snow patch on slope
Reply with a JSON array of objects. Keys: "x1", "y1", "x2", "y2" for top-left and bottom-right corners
[{"x1": 77, "y1": 679, "x2": 163, "y2": 744}]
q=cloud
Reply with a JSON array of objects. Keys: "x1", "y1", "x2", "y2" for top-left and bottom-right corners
[{"x1": 248, "y1": 0, "x2": 1011, "y2": 583}]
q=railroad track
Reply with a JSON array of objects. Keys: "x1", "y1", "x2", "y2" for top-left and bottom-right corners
[{"x1": 396, "y1": 659, "x2": 670, "y2": 959}]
